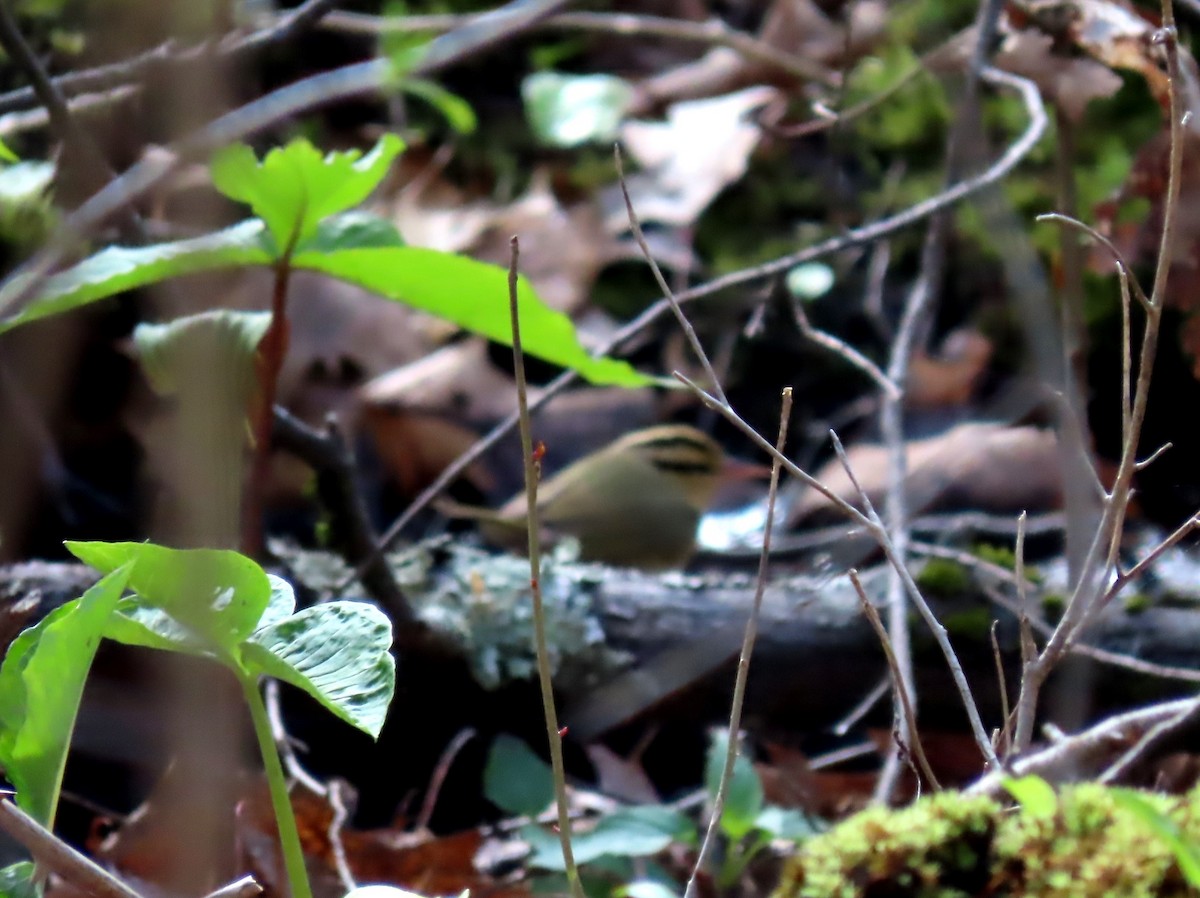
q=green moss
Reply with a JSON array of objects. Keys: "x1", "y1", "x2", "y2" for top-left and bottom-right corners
[
  {"x1": 774, "y1": 785, "x2": 1200, "y2": 898},
  {"x1": 1041, "y1": 593, "x2": 1066, "y2": 623},
  {"x1": 940, "y1": 609, "x2": 993, "y2": 643},
  {"x1": 916, "y1": 558, "x2": 972, "y2": 595},
  {"x1": 1123, "y1": 593, "x2": 1154, "y2": 614}
]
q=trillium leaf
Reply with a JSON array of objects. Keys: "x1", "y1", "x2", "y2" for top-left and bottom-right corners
[
  {"x1": 67, "y1": 541, "x2": 272, "y2": 649},
  {"x1": 0, "y1": 566, "x2": 130, "y2": 825},
  {"x1": 241, "y1": 601, "x2": 394, "y2": 738}
]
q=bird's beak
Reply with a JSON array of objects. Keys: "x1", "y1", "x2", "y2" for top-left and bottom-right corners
[{"x1": 719, "y1": 456, "x2": 773, "y2": 483}]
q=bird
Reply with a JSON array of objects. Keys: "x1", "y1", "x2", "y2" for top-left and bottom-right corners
[{"x1": 438, "y1": 425, "x2": 753, "y2": 569}]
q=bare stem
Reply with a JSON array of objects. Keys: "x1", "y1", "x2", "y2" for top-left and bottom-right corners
[
  {"x1": 507, "y1": 237, "x2": 582, "y2": 898},
  {"x1": 684, "y1": 387, "x2": 792, "y2": 898}
]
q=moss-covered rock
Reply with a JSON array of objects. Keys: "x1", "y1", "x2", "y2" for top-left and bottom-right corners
[{"x1": 774, "y1": 784, "x2": 1200, "y2": 897}]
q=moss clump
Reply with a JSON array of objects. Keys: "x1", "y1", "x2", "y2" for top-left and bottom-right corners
[
  {"x1": 774, "y1": 785, "x2": 1200, "y2": 898},
  {"x1": 915, "y1": 557, "x2": 972, "y2": 595}
]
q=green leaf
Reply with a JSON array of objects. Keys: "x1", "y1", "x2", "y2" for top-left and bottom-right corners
[
  {"x1": 134, "y1": 309, "x2": 270, "y2": 397},
  {"x1": 1003, "y1": 775, "x2": 1058, "y2": 819},
  {"x1": 293, "y1": 246, "x2": 652, "y2": 387},
  {"x1": 0, "y1": 137, "x2": 18, "y2": 163},
  {"x1": 304, "y1": 211, "x2": 405, "y2": 252},
  {"x1": 0, "y1": 220, "x2": 271, "y2": 333},
  {"x1": 66, "y1": 542, "x2": 272, "y2": 650},
  {"x1": 0, "y1": 567, "x2": 130, "y2": 825},
  {"x1": 210, "y1": 135, "x2": 404, "y2": 254},
  {"x1": 754, "y1": 805, "x2": 818, "y2": 841},
  {"x1": 103, "y1": 599, "x2": 212, "y2": 656},
  {"x1": 705, "y1": 730, "x2": 763, "y2": 840},
  {"x1": 0, "y1": 862, "x2": 37, "y2": 898},
  {"x1": 400, "y1": 78, "x2": 477, "y2": 134},
  {"x1": 241, "y1": 601, "x2": 394, "y2": 738},
  {"x1": 1112, "y1": 789, "x2": 1200, "y2": 888},
  {"x1": 526, "y1": 806, "x2": 693, "y2": 869},
  {"x1": 259, "y1": 575, "x2": 297, "y2": 629},
  {"x1": 522, "y1": 72, "x2": 633, "y2": 148},
  {"x1": 484, "y1": 734, "x2": 554, "y2": 817}
]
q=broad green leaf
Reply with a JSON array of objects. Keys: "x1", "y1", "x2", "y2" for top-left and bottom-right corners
[
  {"x1": 705, "y1": 730, "x2": 763, "y2": 840},
  {"x1": 67, "y1": 542, "x2": 272, "y2": 649},
  {"x1": 135, "y1": 309, "x2": 270, "y2": 397},
  {"x1": 103, "y1": 599, "x2": 213, "y2": 656},
  {"x1": 210, "y1": 135, "x2": 404, "y2": 253},
  {"x1": 0, "y1": 862, "x2": 37, "y2": 898},
  {"x1": 259, "y1": 575, "x2": 297, "y2": 629},
  {"x1": 522, "y1": 72, "x2": 633, "y2": 147},
  {"x1": 525, "y1": 805, "x2": 693, "y2": 869},
  {"x1": 293, "y1": 246, "x2": 652, "y2": 387},
  {"x1": 0, "y1": 209, "x2": 400, "y2": 335},
  {"x1": 303, "y1": 210, "x2": 405, "y2": 252},
  {"x1": 0, "y1": 566, "x2": 129, "y2": 825},
  {"x1": 0, "y1": 137, "x2": 18, "y2": 163},
  {"x1": 241, "y1": 601, "x2": 394, "y2": 738},
  {"x1": 0, "y1": 219, "x2": 272, "y2": 333},
  {"x1": 1112, "y1": 789, "x2": 1200, "y2": 887},
  {"x1": 1003, "y1": 775, "x2": 1057, "y2": 819},
  {"x1": 484, "y1": 734, "x2": 554, "y2": 817}
]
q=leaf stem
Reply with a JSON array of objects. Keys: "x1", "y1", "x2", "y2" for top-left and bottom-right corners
[{"x1": 241, "y1": 675, "x2": 314, "y2": 898}]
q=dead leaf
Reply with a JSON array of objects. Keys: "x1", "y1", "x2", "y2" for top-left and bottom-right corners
[
  {"x1": 607, "y1": 86, "x2": 781, "y2": 229},
  {"x1": 788, "y1": 423, "x2": 1062, "y2": 527}
]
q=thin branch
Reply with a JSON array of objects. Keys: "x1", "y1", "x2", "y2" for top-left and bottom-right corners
[
  {"x1": 0, "y1": 796, "x2": 145, "y2": 898},
  {"x1": 507, "y1": 237, "x2": 582, "y2": 898},
  {"x1": 1099, "y1": 695, "x2": 1200, "y2": 784},
  {"x1": 685, "y1": 387, "x2": 792, "y2": 898},
  {"x1": 676, "y1": 373, "x2": 999, "y2": 768},
  {"x1": 271, "y1": 407, "x2": 414, "y2": 625},
  {"x1": 991, "y1": 620, "x2": 1011, "y2": 758},
  {"x1": 968, "y1": 697, "x2": 1199, "y2": 796},
  {"x1": 322, "y1": 9, "x2": 837, "y2": 87},
  {"x1": 415, "y1": 728, "x2": 476, "y2": 832},
  {"x1": 615, "y1": 144, "x2": 728, "y2": 407},
  {"x1": 1010, "y1": 10, "x2": 1184, "y2": 752},
  {"x1": 203, "y1": 877, "x2": 262, "y2": 898},
  {"x1": 850, "y1": 569, "x2": 940, "y2": 792},
  {"x1": 792, "y1": 302, "x2": 900, "y2": 399}
]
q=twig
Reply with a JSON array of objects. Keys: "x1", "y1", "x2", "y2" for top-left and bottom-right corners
[
  {"x1": 1099, "y1": 694, "x2": 1200, "y2": 784},
  {"x1": 415, "y1": 728, "x2": 476, "y2": 831},
  {"x1": 271, "y1": 407, "x2": 414, "y2": 625},
  {"x1": 677, "y1": 373, "x2": 1000, "y2": 768},
  {"x1": 1009, "y1": 8, "x2": 1184, "y2": 752},
  {"x1": 968, "y1": 697, "x2": 1199, "y2": 796},
  {"x1": 991, "y1": 621, "x2": 1010, "y2": 757},
  {"x1": 0, "y1": 0, "x2": 341, "y2": 119},
  {"x1": 832, "y1": 676, "x2": 891, "y2": 736},
  {"x1": 685, "y1": 387, "x2": 792, "y2": 898},
  {"x1": 203, "y1": 876, "x2": 262, "y2": 898},
  {"x1": 850, "y1": 569, "x2": 940, "y2": 792},
  {"x1": 264, "y1": 679, "x2": 327, "y2": 797},
  {"x1": 0, "y1": 795, "x2": 145, "y2": 898},
  {"x1": 507, "y1": 237, "x2": 582, "y2": 898},
  {"x1": 615, "y1": 144, "x2": 728, "y2": 407},
  {"x1": 792, "y1": 302, "x2": 900, "y2": 399},
  {"x1": 327, "y1": 780, "x2": 357, "y2": 894},
  {"x1": 322, "y1": 9, "x2": 837, "y2": 87}
]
